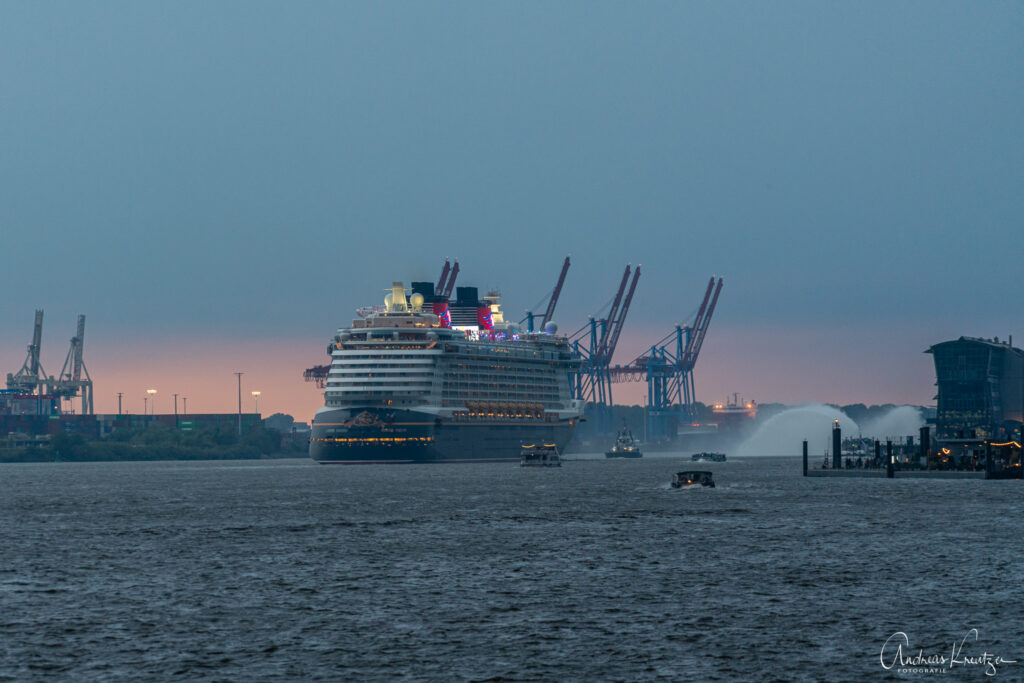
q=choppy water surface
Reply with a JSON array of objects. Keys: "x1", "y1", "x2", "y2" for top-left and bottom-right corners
[{"x1": 2, "y1": 456, "x2": 1021, "y2": 680}]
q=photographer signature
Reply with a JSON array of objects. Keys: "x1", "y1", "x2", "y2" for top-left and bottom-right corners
[{"x1": 881, "y1": 629, "x2": 1017, "y2": 676}]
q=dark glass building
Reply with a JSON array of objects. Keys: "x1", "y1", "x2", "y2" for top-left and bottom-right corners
[{"x1": 926, "y1": 337, "x2": 1024, "y2": 444}]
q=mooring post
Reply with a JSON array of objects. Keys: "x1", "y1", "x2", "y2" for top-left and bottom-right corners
[
  {"x1": 886, "y1": 440, "x2": 894, "y2": 478},
  {"x1": 985, "y1": 442, "x2": 993, "y2": 478},
  {"x1": 919, "y1": 426, "x2": 930, "y2": 469},
  {"x1": 874, "y1": 440, "x2": 881, "y2": 469},
  {"x1": 802, "y1": 440, "x2": 808, "y2": 476},
  {"x1": 832, "y1": 421, "x2": 842, "y2": 470}
]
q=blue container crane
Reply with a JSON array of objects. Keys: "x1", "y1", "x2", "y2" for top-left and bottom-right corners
[
  {"x1": 568, "y1": 264, "x2": 641, "y2": 435},
  {"x1": 610, "y1": 277, "x2": 723, "y2": 441}
]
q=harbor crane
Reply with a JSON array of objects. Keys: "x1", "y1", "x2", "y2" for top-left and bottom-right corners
[
  {"x1": 436, "y1": 260, "x2": 451, "y2": 294},
  {"x1": 304, "y1": 364, "x2": 330, "y2": 389},
  {"x1": 610, "y1": 276, "x2": 723, "y2": 440},
  {"x1": 52, "y1": 314, "x2": 94, "y2": 414},
  {"x1": 568, "y1": 264, "x2": 641, "y2": 434},
  {"x1": 6, "y1": 310, "x2": 47, "y2": 395},
  {"x1": 525, "y1": 255, "x2": 571, "y2": 332},
  {"x1": 437, "y1": 259, "x2": 460, "y2": 301},
  {"x1": 541, "y1": 255, "x2": 571, "y2": 329},
  {"x1": 5, "y1": 310, "x2": 95, "y2": 414}
]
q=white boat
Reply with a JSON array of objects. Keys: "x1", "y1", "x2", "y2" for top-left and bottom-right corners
[{"x1": 520, "y1": 443, "x2": 561, "y2": 467}]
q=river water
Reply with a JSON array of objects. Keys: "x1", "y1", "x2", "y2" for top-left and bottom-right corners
[{"x1": 1, "y1": 455, "x2": 1020, "y2": 680}]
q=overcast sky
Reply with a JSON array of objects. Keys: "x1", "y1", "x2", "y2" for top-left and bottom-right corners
[{"x1": 1, "y1": 2, "x2": 1021, "y2": 418}]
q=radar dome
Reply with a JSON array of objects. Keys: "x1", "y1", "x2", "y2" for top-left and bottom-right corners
[
  {"x1": 409, "y1": 293, "x2": 424, "y2": 310},
  {"x1": 544, "y1": 322, "x2": 558, "y2": 335}
]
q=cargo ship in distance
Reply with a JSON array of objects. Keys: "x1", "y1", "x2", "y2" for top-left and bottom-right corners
[{"x1": 309, "y1": 280, "x2": 585, "y2": 464}]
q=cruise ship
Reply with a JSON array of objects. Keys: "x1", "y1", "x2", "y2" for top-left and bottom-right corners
[{"x1": 309, "y1": 280, "x2": 584, "y2": 464}]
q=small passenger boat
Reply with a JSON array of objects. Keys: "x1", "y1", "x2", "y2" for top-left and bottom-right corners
[
  {"x1": 691, "y1": 452, "x2": 727, "y2": 462},
  {"x1": 672, "y1": 470, "x2": 715, "y2": 488},
  {"x1": 520, "y1": 443, "x2": 561, "y2": 467}
]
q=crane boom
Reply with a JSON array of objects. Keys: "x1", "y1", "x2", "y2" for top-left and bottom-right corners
[
  {"x1": 441, "y1": 261, "x2": 459, "y2": 300},
  {"x1": 436, "y1": 260, "x2": 451, "y2": 295},
  {"x1": 682, "y1": 277, "x2": 716, "y2": 366},
  {"x1": 540, "y1": 255, "x2": 570, "y2": 328},
  {"x1": 30, "y1": 310, "x2": 43, "y2": 376},
  {"x1": 596, "y1": 265, "x2": 631, "y2": 361},
  {"x1": 72, "y1": 315, "x2": 85, "y2": 381},
  {"x1": 8, "y1": 310, "x2": 47, "y2": 394},
  {"x1": 603, "y1": 265, "x2": 641, "y2": 364},
  {"x1": 685, "y1": 277, "x2": 722, "y2": 369}
]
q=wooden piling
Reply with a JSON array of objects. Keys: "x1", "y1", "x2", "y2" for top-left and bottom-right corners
[
  {"x1": 832, "y1": 423, "x2": 841, "y2": 470},
  {"x1": 919, "y1": 426, "x2": 930, "y2": 467}
]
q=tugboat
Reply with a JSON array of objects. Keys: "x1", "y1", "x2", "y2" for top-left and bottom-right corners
[
  {"x1": 691, "y1": 452, "x2": 727, "y2": 462},
  {"x1": 672, "y1": 470, "x2": 716, "y2": 488},
  {"x1": 520, "y1": 443, "x2": 561, "y2": 467},
  {"x1": 605, "y1": 425, "x2": 642, "y2": 458}
]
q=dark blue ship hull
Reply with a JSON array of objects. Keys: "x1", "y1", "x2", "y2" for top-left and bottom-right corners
[{"x1": 309, "y1": 408, "x2": 576, "y2": 464}]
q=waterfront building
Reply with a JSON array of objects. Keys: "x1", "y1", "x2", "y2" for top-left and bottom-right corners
[{"x1": 926, "y1": 337, "x2": 1024, "y2": 444}]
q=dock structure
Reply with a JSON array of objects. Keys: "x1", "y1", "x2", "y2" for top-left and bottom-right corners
[
  {"x1": 802, "y1": 435, "x2": 1022, "y2": 480},
  {"x1": 803, "y1": 334, "x2": 1024, "y2": 480}
]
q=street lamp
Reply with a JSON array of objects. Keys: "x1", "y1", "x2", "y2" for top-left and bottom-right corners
[
  {"x1": 642, "y1": 394, "x2": 647, "y2": 442},
  {"x1": 147, "y1": 389, "x2": 157, "y2": 416},
  {"x1": 251, "y1": 391, "x2": 261, "y2": 415},
  {"x1": 234, "y1": 372, "x2": 243, "y2": 436}
]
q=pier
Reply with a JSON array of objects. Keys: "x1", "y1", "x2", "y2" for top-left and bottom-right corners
[{"x1": 802, "y1": 422, "x2": 1022, "y2": 480}]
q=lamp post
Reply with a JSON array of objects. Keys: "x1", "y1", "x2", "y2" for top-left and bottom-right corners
[
  {"x1": 642, "y1": 394, "x2": 647, "y2": 443},
  {"x1": 173, "y1": 393, "x2": 178, "y2": 417},
  {"x1": 251, "y1": 391, "x2": 261, "y2": 416},
  {"x1": 117, "y1": 392, "x2": 123, "y2": 416},
  {"x1": 234, "y1": 372, "x2": 243, "y2": 436},
  {"x1": 147, "y1": 389, "x2": 157, "y2": 417},
  {"x1": 182, "y1": 397, "x2": 188, "y2": 415},
  {"x1": 143, "y1": 395, "x2": 148, "y2": 415}
]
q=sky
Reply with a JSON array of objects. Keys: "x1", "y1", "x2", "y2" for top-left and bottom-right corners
[{"x1": 1, "y1": 2, "x2": 1021, "y2": 419}]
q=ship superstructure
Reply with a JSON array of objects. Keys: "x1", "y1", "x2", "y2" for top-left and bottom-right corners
[{"x1": 310, "y1": 280, "x2": 584, "y2": 464}]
